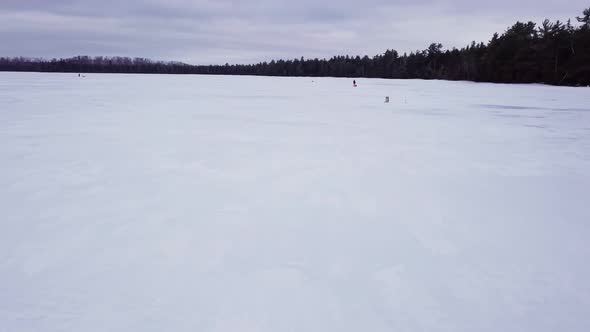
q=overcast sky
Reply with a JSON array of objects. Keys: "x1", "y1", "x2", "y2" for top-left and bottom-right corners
[{"x1": 0, "y1": 0, "x2": 587, "y2": 64}]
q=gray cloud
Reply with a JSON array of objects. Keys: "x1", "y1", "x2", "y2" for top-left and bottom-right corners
[{"x1": 0, "y1": 0, "x2": 588, "y2": 64}]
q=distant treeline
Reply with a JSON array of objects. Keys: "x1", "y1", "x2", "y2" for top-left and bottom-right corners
[{"x1": 2, "y1": 8, "x2": 590, "y2": 86}]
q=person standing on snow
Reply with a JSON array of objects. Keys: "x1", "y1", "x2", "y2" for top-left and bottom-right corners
[{"x1": 353, "y1": 80, "x2": 357, "y2": 87}]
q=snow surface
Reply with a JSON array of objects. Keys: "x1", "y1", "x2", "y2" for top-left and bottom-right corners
[{"x1": 1, "y1": 72, "x2": 589, "y2": 332}]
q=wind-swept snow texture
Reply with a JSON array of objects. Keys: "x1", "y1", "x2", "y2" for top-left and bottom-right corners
[{"x1": 1, "y1": 72, "x2": 589, "y2": 332}]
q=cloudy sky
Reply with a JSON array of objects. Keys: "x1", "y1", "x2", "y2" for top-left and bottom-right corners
[{"x1": 0, "y1": 0, "x2": 587, "y2": 64}]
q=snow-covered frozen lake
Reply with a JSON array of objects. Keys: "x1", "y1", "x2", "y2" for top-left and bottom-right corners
[{"x1": 1, "y1": 72, "x2": 589, "y2": 332}]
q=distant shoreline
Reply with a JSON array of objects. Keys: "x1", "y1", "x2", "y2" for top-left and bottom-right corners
[{"x1": 2, "y1": 6, "x2": 590, "y2": 88}]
